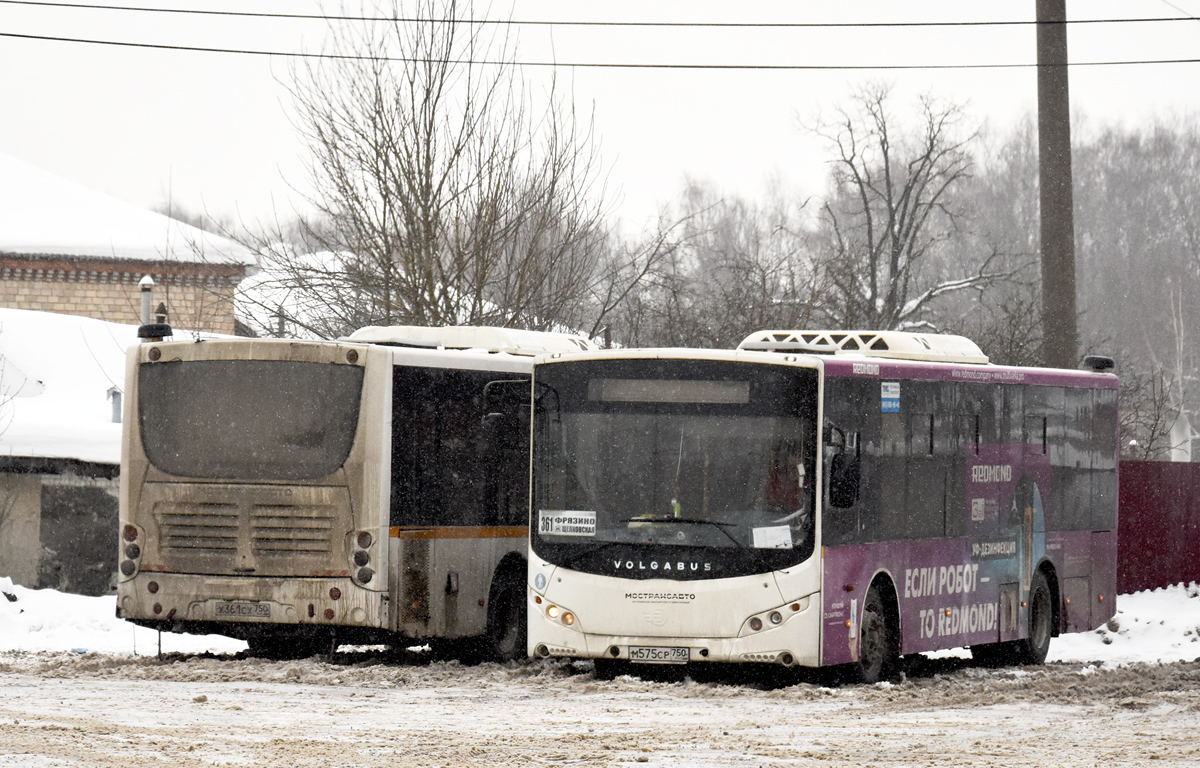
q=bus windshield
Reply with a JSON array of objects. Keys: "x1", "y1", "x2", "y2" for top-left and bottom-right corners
[
  {"x1": 139, "y1": 360, "x2": 364, "y2": 481},
  {"x1": 533, "y1": 359, "x2": 819, "y2": 579}
]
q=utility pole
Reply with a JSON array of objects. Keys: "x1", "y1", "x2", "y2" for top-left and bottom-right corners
[{"x1": 1037, "y1": 0, "x2": 1079, "y2": 369}]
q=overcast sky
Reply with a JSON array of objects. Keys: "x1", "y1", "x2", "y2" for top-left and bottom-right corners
[{"x1": 2, "y1": 0, "x2": 1198, "y2": 232}]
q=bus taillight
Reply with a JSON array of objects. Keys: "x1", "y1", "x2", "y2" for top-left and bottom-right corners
[
  {"x1": 352, "y1": 531, "x2": 375, "y2": 585},
  {"x1": 123, "y1": 525, "x2": 138, "y2": 542}
]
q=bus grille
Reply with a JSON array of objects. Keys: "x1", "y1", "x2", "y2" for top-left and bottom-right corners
[
  {"x1": 160, "y1": 503, "x2": 239, "y2": 553},
  {"x1": 252, "y1": 505, "x2": 335, "y2": 554},
  {"x1": 158, "y1": 503, "x2": 336, "y2": 556}
]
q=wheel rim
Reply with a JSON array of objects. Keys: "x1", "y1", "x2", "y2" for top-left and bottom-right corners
[{"x1": 859, "y1": 606, "x2": 886, "y2": 679}]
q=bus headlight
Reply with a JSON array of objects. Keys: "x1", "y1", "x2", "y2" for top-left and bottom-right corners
[
  {"x1": 543, "y1": 604, "x2": 579, "y2": 629},
  {"x1": 742, "y1": 597, "x2": 812, "y2": 636}
]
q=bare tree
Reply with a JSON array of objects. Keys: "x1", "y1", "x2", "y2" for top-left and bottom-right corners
[
  {"x1": 608, "y1": 181, "x2": 820, "y2": 348},
  {"x1": 807, "y1": 83, "x2": 1006, "y2": 331},
  {"x1": 1120, "y1": 366, "x2": 1181, "y2": 461},
  {"x1": 241, "y1": 0, "x2": 664, "y2": 339}
]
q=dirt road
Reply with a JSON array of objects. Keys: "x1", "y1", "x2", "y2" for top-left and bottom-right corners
[{"x1": 1, "y1": 649, "x2": 1199, "y2": 767}]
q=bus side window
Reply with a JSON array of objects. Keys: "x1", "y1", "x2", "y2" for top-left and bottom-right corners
[
  {"x1": 480, "y1": 379, "x2": 532, "y2": 527},
  {"x1": 1091, "y1": 388, "x2": 1118, "y2": 531},
  {"x1": 827, "y1": 425, "x2": 861, "y2": 509}
]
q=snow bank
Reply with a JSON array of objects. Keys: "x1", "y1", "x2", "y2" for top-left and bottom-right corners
[
  {"x1": 5, "y1": 573, "x2": 1200, "y2": 667},
  {"x1": 0, "y1": 575, "x2": 246, "y2": 656},
  {"x1": 1049, "y1": 581, "x2": 1200, "y2": 667}
]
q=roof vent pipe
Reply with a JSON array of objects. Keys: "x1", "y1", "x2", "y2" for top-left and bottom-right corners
[
  {"x1": 1081, "y1": 355, "x2": 1115, "y2": 373},
  {"x1": 136, "y1": 275, "x2": 173, "y2": 342},
  {"x1": 139, "y1": 275, "x2": 153, "y2": 326}
]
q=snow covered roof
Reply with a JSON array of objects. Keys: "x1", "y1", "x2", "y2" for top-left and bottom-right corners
[
  {"x1": 0, "y1": 308, "x2": 135, "y2": 466},
  {"x1": 345, "y1": 325, "x2": 597, "y2": 356},
  {"x1": 738, "y1": 329, "x2": 990, "y2": 365},
  {"x1": 0, "y1": 152, "x2": 256, "y2": 267}
]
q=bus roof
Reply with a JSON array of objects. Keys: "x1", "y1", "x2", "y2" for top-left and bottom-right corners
[
  {"x1": 737, "y1": 329, "x2": 989, "y2": 365},
  {"x1": 344, "y1": 325, "x2": 596, "y2": 356}
]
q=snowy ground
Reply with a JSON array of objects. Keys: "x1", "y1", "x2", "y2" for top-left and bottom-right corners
[{"x1": 3, "y1": 578, "x2": 1200, "y2": 767}]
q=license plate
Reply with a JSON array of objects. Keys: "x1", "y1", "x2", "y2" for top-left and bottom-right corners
[
  {"x1": 215, "y1": 600, "x2": 271, "y2": 618},
  {"x1": 628, "y1": 646, "x2": 689, "y2": 664}
]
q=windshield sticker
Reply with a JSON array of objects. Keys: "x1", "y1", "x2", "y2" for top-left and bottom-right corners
[
  {"x1": 752, "y1": 525, "x2": 793, "y2": 550},
  {"x1": 881, "y1": 381, "x2": 900, "y2": 412},
  {"x1": 538, "y1": 510, "x2": 597, "y2": 537}
]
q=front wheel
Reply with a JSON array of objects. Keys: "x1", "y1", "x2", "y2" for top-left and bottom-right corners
[
  {"x1": 855, "y1": 585, "x2": 899, "y2": 684},
  {"x1": 484, "y1": 572, "x2": 527, "y2": 662}
]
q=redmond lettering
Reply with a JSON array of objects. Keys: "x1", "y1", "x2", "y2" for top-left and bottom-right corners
[{"x1": 970, "y1": 464, "x2": 1013, "y2": 483}]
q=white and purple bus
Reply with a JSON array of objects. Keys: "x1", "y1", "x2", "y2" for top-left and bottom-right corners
[{"x1": 527, "y1": 331, "x2": 1117, "y2": 682}]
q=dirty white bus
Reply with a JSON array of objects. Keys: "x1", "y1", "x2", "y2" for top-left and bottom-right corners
[{"x1": 116, "y1": 324, "x2": 593, "y2": 658}]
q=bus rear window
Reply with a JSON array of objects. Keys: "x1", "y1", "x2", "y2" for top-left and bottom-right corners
[{"x1": 139, "y1": 360, "x2": 364, "y2": 481}]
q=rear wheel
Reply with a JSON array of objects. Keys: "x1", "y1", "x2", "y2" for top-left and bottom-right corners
[
  {"x1": 484, "y1": 572, "x2": 527, "y2": 662},
  {"x1": 856, "y1": 585, "x2": 899, "y2": 684},
  {"x1": 1012, "y1": 570, "x2": 1053, "y2": 666}
]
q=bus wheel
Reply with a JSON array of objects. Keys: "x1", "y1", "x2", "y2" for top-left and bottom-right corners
[
  {"x1": 485, "y1": 572, "x2": 527, "y2": 662},
  {"x1": 856, "y1": 585, "x2": 899, "y2": 684},
  {"x1": 1013, "y1": 570, "x2": 1053, "y2": 666}
]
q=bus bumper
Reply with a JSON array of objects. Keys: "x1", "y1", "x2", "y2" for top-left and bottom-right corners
[
  {"x1": 116, "y1": 572, "x2": 387, "y2": 633},
  {"x1": 527, "y1": 587, "x2": 822, "y2": 668}
]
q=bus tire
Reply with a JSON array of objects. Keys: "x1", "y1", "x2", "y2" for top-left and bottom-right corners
[
  {"x1": 856, "y1": 585, "x2": 899, "y2": 684},
  {"x1": 484, "y1": 570, "x2": 527, "y2": 662},
  {"x1": 1012, "y1": 570, "x2": 1053, "y2": 666}
]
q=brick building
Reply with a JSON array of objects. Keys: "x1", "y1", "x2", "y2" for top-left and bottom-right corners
[{"x1": 0, "y1": 152, "x2": 256, "y2": 334}]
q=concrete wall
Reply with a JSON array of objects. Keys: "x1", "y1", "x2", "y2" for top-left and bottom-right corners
[{"x1": 0, "y1": 473, "x2": 43, "y2": 587}]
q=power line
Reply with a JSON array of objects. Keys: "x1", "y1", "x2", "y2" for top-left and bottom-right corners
[
  {"x1": 1, "y1": 0, "x2": 1198, "y2": 29},
  {"x1": 3, "y1": 30, "x2": 1199, "y2": 69}
]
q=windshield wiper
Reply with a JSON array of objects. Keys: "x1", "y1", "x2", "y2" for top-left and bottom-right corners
[
  {"x1": 618, "y1": 516, "x2": 745, "y2": 549},
  {"x1": 553, "y1": 540, "x2": 625, "y2": 571}
]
